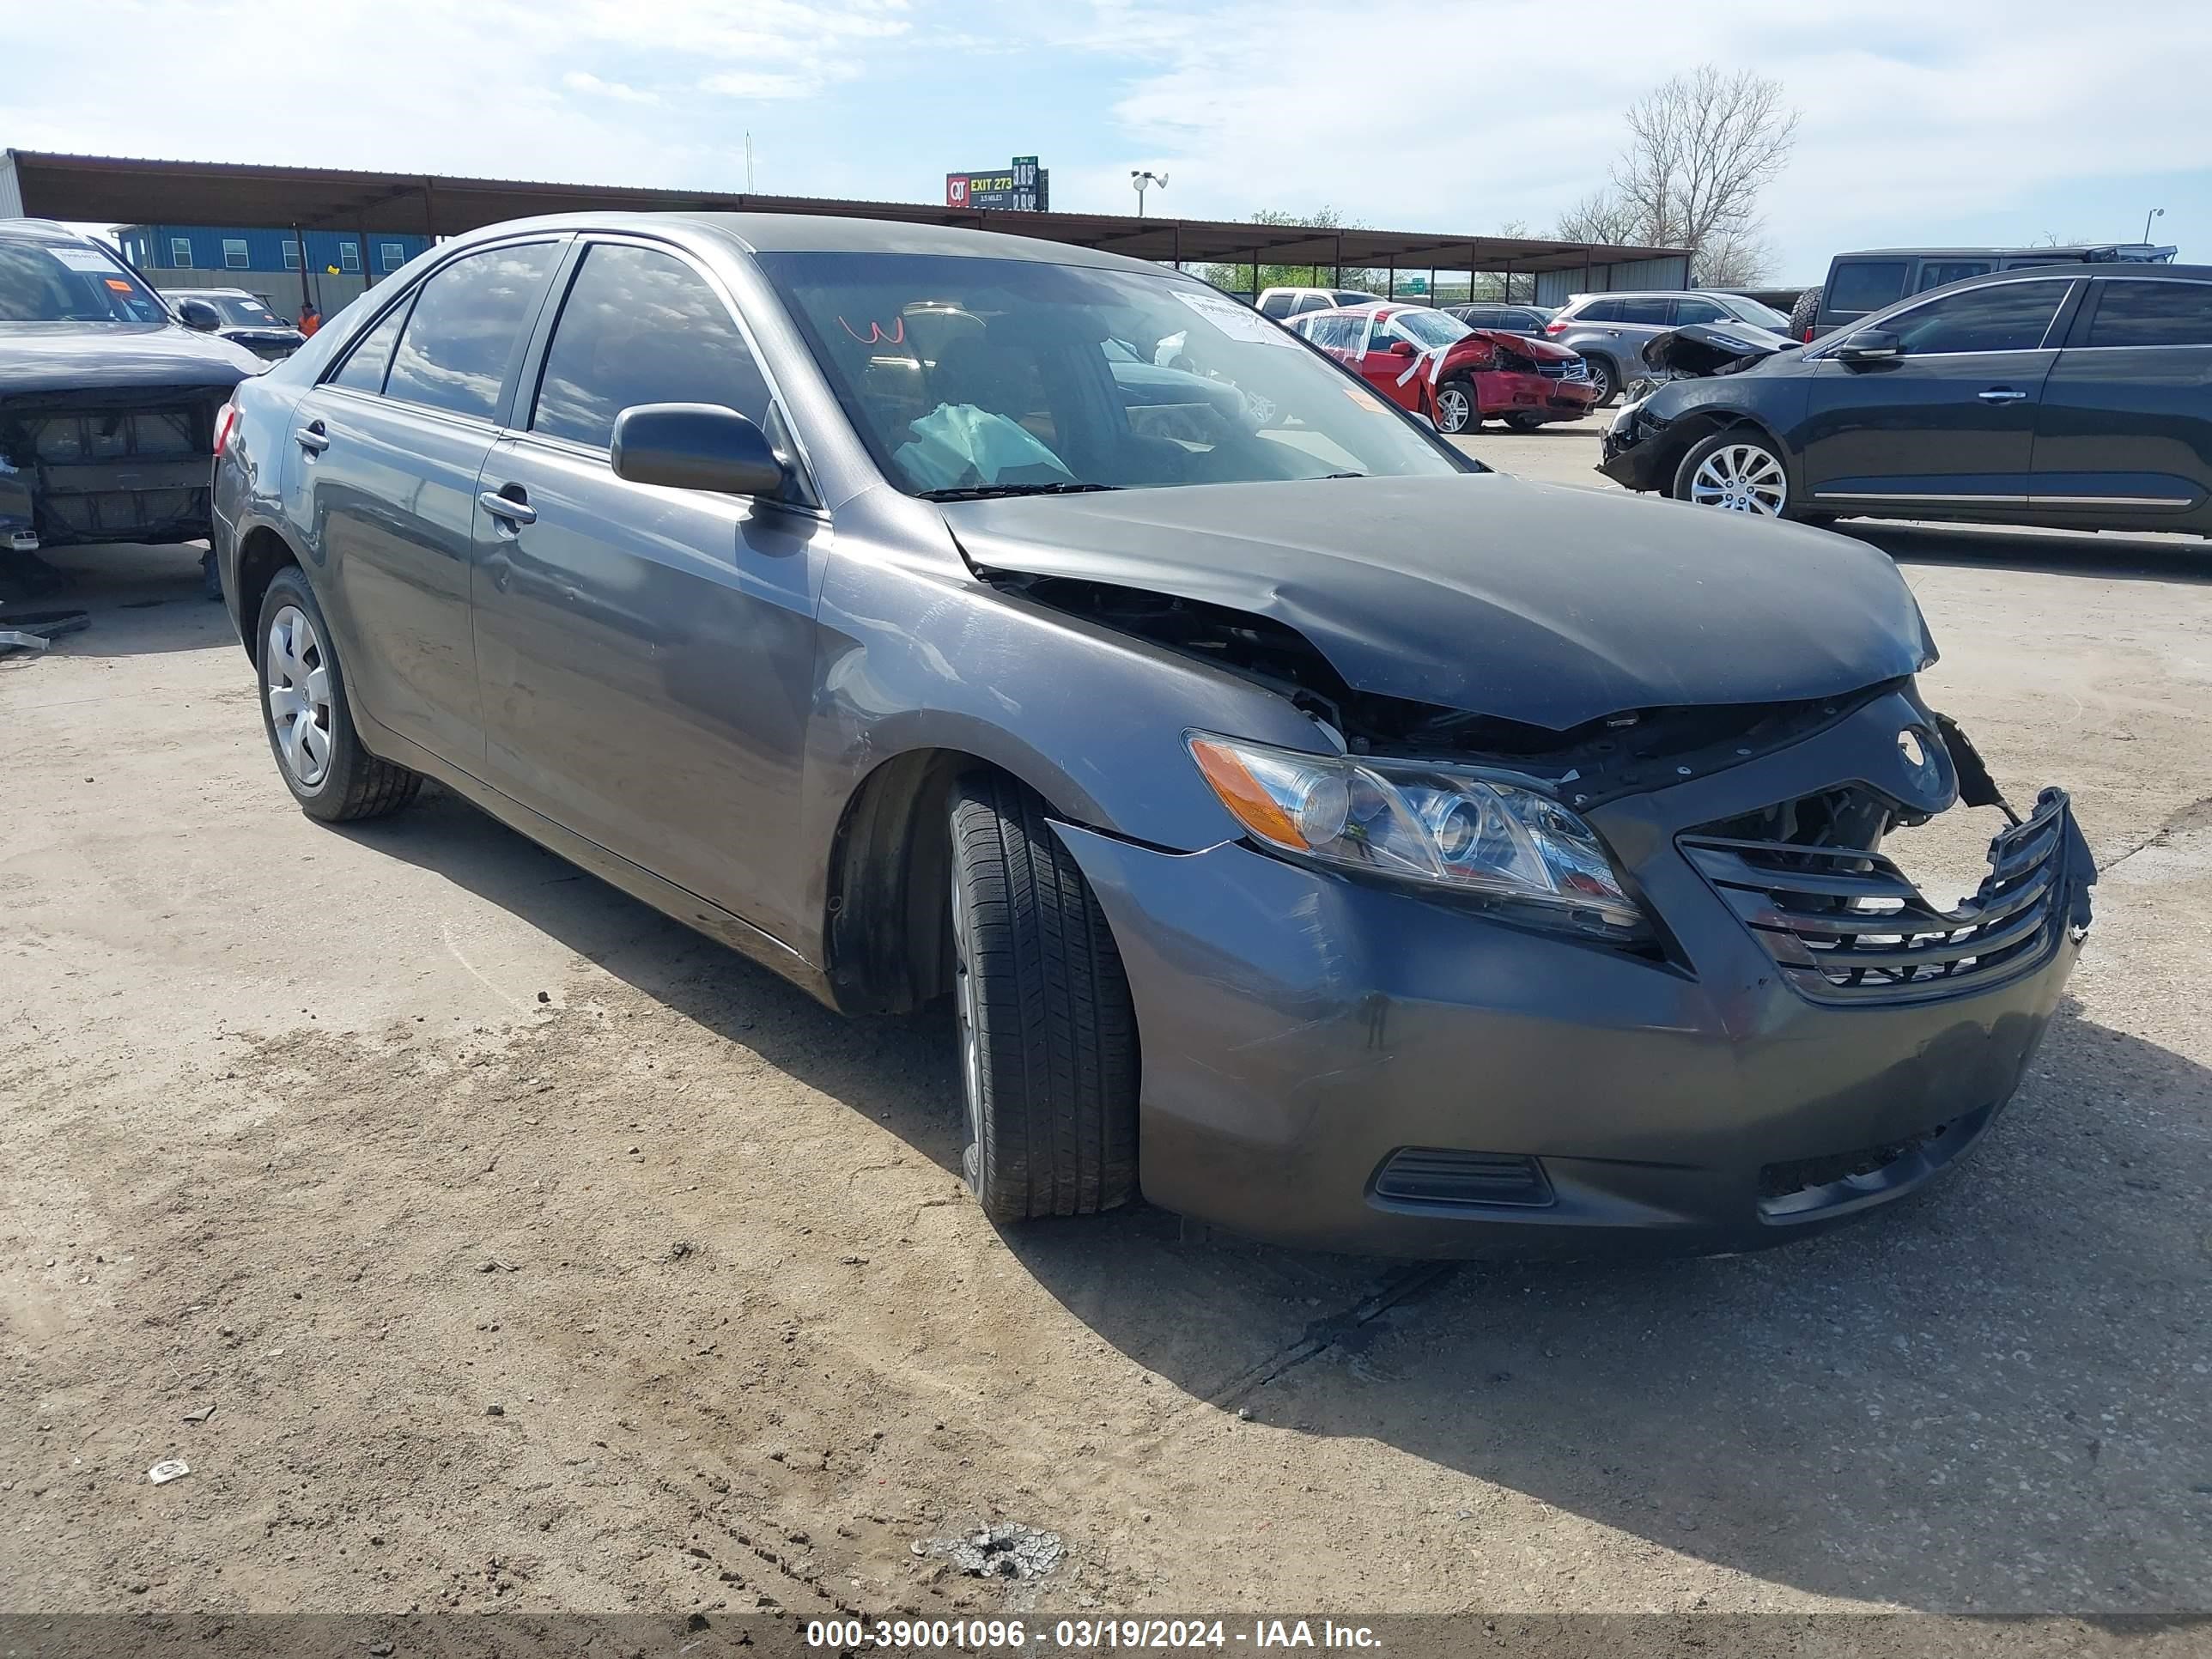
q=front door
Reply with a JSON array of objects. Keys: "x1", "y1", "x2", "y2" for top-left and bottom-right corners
[
  {"x1": 468, "y1": 239, "x2": 827, "y2": 944},
  {"x1": 1798, "y1": 277, "x2": 2079, "y2": 511},
  {"x1": 284, "y1": 240, "x2": 562, "y2": 766},
  {"x1": 2032, "y1": 276, "x2": 2212, "y2": 519}
]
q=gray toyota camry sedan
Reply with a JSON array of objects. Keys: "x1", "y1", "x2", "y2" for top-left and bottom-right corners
[{"x1": 211, "y1": 213, "x2": 2095, "y2": 1257}]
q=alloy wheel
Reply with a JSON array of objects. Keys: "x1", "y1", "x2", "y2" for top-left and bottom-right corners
[
  {"x1": 264, "y1": 604, "x2": 333, "y2": 787},
  {"x1": 1436, "y1": 387, "x2": 1471, "y2": 434},
  {"x1": 950, "y1": 863, "x2": 983, "y2": 1186},
  {"x1": 1688, "y1": 443, "x2": 1788, "y2": 515}
]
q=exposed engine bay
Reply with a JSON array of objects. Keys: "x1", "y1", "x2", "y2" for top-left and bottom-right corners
[{"x1": 990, "y1": 571, "x2": 1906, "y2": 806}]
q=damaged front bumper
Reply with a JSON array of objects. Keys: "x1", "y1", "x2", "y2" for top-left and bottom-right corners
[
  {"x1": 1052, "y1": 690, "x2": 2094, "y2": 1257},
  {"x1": 1596, "y1": 400, "x2": 1670, "y2": 491}
]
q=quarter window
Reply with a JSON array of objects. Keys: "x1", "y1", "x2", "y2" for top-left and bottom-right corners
[
  {"x1": 329, "y1": 300, "x2": 410, "y2": 393},
  {"x1": 1917, "y1": 259, "x2": 1990, "y2": 293},
  {"x1": 531, "y1": 243, "x2": 770, "y2": 451},
  {"x1": 1886, "y1": 282, "x2": 2069, "y2": 355},
  {"x1": 384, "y1": 243, "x2": 559, "y2": 422},
  {"x1": 1826, "y1": 261, "x2": 1908, "y2": 317},
  {"x1": 2085, "y1": 281, "x2": 2212, "y2": 348}
]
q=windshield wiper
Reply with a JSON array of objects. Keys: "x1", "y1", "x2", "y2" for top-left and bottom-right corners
[{"x1": 917, "y1": 481, "x2": 1121, "y2": 502}]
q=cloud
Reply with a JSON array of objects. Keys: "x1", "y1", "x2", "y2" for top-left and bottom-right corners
[{"x1": 562, "y1": 70, "x2": 657, "y2": 104}]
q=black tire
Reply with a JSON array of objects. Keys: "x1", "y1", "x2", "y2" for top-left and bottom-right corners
[
  {"x1": 1434, "y1": 378, "x2": 1477, "y2": 434},
  {"x1": 1670, "y1": 430, "x2": 1792, "y2": 517},
  {"x1": 254, "y1": 566, "x2": 422, "y2": 823},
  {"x1": 1787, "y1": 288, "x2": 1821, "y2": 343},
  {"x1": 1503, "y1": 412, "x2": 1547, "y2": 433},
  {"x1": 200, "y1": 547, "x2": 222, "y2": 603},
  {"x1": 1583, "y1": 354, "x2": 1619, "y2": 408},
  {"x1": 948, "y1": 773, "x2": 1139, "y2": 1222}
]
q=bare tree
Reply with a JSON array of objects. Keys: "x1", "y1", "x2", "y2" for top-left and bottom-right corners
[{"x1": 1555, "y1": 66, "x2": 1798, "y2": 285}]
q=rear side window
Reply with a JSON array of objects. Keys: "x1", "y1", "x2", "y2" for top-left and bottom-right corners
[
  {"x1": 1670, "y1": 297, "x2": 1729, "y2": 325},
  {"x1": 1917, "y1": 259, "x2": 1991, "y2": 293},
  {"x1": 1258, "y1": 293, "x2": 1294, "y2": 317},
  {"x1": 1887, "y1": 282, "x2": 2069, "y2": 355},
  {"x1": 329, "y1": 301, "x2": 410, "y2": 393},
  {"x1": 1574, "y1": 298, "x2": 1620, "y2": 323},
  {"x1": 1616, "y1": 298, "x2": 1671, "y2": 325},
  {"x1": 531, "y1": 243, "x2": 770, "y2": 451},
  {"x1": 2085, "y1": 281, "x2": 2212, "y2": 348},
  {"x1": 1826, "y1": 261, "x2": 1909, "y2": 317},
  {"x1": 383, "y1": 242, "x2": 560, "y2": 422}
]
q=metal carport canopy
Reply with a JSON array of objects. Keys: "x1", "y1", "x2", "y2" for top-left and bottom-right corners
[{"x1": 1, "y1": 149, "x2": 1687, "y2": 276}]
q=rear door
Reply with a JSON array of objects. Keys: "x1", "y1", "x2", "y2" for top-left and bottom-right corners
[
  {"x1": 2031, "y1": 275, "x2": 2212, "y2": 520},
  {"x1": 467, "y1": 236, "x2": 828, "y2": 941},
  {"x1": 284, "y1": 238, "x2": 563, "y2": 766},
  {"x1": 1798, "y1": 276, "x2": 2079, "y2": 511}
]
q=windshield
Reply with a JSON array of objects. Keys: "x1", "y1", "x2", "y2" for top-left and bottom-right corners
[
  {"x1": 1392, "y1": 308, "x2": 1471, "y2": 349},
  {"x1": 0, "y1": 237, "x2": 168, "y2": 325},
  {"x1": 755, "y1": 252, "x2": 1466, "y2": 495},
  {"x1": 213, "y1": 294, "x2": 283, "y2": 327},
  {"x1": 1726, "y1": 295, "x2": 1793, "y2": 331}
]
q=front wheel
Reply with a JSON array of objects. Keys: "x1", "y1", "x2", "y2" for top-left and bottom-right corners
[
  {"x1": 1672, "y1": 431, "x2": 1790, "y2": 517},
  {"x1": 1433, "y1": 380, "x2": 1476, "y2": 434},
  {"x1": 1503, "y1": 413, "x2": 1547, "y2": 433},
  {"x1": 949, "y1": 774, "x2": 1139, "y2": 1223}
]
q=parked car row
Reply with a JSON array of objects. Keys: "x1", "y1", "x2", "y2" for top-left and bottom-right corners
[
  {"x1": 200, "y1": 210, "x2": 2095, "y2": 1261},
  {"x1": 1288, "y1": 302, "x2": 1597, "y2": 432}
]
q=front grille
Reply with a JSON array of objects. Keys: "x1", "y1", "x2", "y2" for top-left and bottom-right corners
[
  {"x1": 1759, "y1": 1123, "x2": 1952, "y2": 1201},
  {"x1": 1680, "y1": 790, "x2": 2074, "y2": 1005},
  {"x1": 1535, "y1": 359, "x2": 1578, "y2": 379},
  {"x1": 1371, "y1": 1148, "x2": 1553, "y2": 1209}
]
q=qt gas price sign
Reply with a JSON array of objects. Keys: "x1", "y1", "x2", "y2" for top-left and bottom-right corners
[{"x1": 945, "y1": 155, "x2": 1048, "y2": 211}]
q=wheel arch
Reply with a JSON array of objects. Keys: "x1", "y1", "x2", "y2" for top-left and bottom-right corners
[
  {"x1": 1653, "y1": 407, "x2": 1802, "y2": 501},
  {"x1": 232, "y1": 520, "x2": 308, "y2": 665}
]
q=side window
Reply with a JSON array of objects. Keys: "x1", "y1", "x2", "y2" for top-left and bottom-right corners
[
  {"x1": 531, "y1": 244, "x2": 770, "y2": 451},
  {"x1": 1826, "y1": 261, "x2": 1909, "y2": 317},
  {"x1": 1615, "y1": 297, "x2": 1671, "y2": 325},
  {"x1": 1670, "y1": 297, "x2": 1728, "y2": 325},
  {"x1": 384, "y1": 243, "x2": 560, "y2": 422},
  {"x1": 2085, "y1": 281, "x2": 2212, "y2": 348},
  {"x1": 1258, "y1": 293, "x2": 1293, "y2": 318},
  {"x1": 1577, "y1": 298, "x2": 1623, "y2": 323},
  {"x1": 1887, "y1": 282, "x2": 2068, "y2": 355},
  {"x1": 1917, "y1": 259, "x2": 1991, "y2": 292},
  {"x1": 1292, "y1": 295, "x2": 1328, "y2": 315},
  {"x1": 329, "y1": 300, "x2": 411, "y2": 394}
]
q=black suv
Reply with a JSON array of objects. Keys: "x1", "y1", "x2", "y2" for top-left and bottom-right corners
[
  {"x1": 1792, "y1": 244, "x2": 2177, "y2": 341},
  {"x1": 1601, "y1": 263, "x2": 2212, "y2": 536}
]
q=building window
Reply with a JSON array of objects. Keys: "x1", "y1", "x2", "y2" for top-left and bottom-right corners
[
  {"x1": 283, "y1": 239, "x2": 302, "y2": 270},
  {"x1": 170, "y1": 237, "x2": 192, "y2": 267},
  {"x1": 380, "y1": 242, "x2": 405, "y2": 271},
  {"x1": 339, "y1": 243, "x2": 361, "y2": 272},
  {"x1": 223, "y1": 238, "x2": 250, "y2": 270}
]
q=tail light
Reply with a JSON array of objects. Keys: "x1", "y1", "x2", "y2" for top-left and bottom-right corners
[
  {"x1": 1802, "y1": 326, "x2": 1815, "y2": 343},
  {"x1": 1543, "y1": 319, "x2": 1569, "y2": 335},
  {"x1": 213, "y1": 399, "x2": 239, "y2": 459}
]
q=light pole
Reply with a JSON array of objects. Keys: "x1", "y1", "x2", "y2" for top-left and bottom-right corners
[
  {"x1": 2142, "y1": 206, "x2": 2165, "y2": 244},
  {"x1": 1131, "y1": 170, "x2": 1168, "y2": 218}
]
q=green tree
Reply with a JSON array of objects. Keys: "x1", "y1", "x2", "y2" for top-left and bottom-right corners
[{"x1": 1195, "y1": 207, "x2": 1377, "y2": 296}]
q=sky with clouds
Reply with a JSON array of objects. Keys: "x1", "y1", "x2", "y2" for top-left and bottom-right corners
[{"x1": 5, "y1": 0, "x2": 2208, "y2": 282}]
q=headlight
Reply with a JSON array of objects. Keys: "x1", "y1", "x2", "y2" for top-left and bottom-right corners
[
  {"x1": 1607, "y1": 397, "x2": 1649, "y2": 436},
  {"x1": 1188, "y1": 732, "x2": 1645, "y2": 934}
]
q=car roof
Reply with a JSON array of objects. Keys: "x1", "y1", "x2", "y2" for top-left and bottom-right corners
[
  {"x1": 1565, "y1": 290, "x2": 1735, "y2": 303},
  {"x1": 1837, "y1": 246, "x2": 2135, "y2": 258},
  {"x1": 0, "y1": 217, "x2": 97, "y2": 246},
  {"x1": 429, "y1": 212, "x2": 1192, "y2": 276},
  {"x1": 1893, "y1": 262, "x2": 2212, "y2": 286}
]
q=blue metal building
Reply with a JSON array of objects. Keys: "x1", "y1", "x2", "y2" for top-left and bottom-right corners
[{"x1": 114, "y1": 224, "x2": 432, "y2": 277}]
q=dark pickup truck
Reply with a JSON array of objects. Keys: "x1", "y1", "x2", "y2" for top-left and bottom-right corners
[{"x1": 2, "y1": 218, "x2": 263, "y2": 567}]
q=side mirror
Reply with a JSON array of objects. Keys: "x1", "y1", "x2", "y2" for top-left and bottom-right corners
[
  {"x1": 611, "y1": 404, "x2": 789, "y2": 497},
  {"x1": 1386, "y1": 339, "x2": 1417, "y2": 357},
  {"x1": 174, "y1": 298, "x2": 222, "y2": 333},
  {"x1": 1835, "y1": 328, "x2": 1900, "y2": 364}
]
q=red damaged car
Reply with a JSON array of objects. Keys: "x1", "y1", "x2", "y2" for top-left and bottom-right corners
[{"x1": 1291, "y1": 303, "x2": 1597, "y2": 434}]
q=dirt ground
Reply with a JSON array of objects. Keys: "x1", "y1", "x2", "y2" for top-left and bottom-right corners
[{"x1": 4, "y1": 425, "x2": 2209, "y2": 1629}]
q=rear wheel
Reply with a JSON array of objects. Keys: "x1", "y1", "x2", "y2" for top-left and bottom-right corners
[
  {"x1": 256, "y1": 567, "x2": 422, "y2": 822},
  {"x1": 949, "y1": 773, "x2": 1139, "y2": 1223},
  {"x1": 1503, "y1": 412, "x2": 1547, "y2": 433},
  {"x1": 1583, "y1": 355, "x2": 1619, "y2": 407},
  {"x1": 1673, "y1": 431, "x2": 1790, "y2": 517},
  {"x1": 1434, "y1": 380, "x2": 1476, "y2": 434}
]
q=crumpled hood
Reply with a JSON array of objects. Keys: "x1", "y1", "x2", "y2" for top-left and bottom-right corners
[
  {"x1": 1466, "y1": 327, "x2": 1577, "y2": 364},
  {"x1": 1638, "y1": 320, "x2": 1794, "y2": 375},
  {"x1": 0, "y1": 322, "x2": 264, "y2": 398},
  {"x1": 946, "y1": 474, "x2": 1932, "y2": 731}
]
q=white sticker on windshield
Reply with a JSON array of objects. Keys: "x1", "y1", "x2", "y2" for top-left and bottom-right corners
[
  {"x1": 1173, "y1": 288, "x2": 1299, "y2": 347},
  {"x1": 48, "y1": 246, "x2": 119, "y2": 273}
]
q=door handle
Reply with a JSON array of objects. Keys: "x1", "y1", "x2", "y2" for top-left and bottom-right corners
[
  {"x1": 1977, "y1": 387, "x2": 2029, "y2": 403},
  {"x1": 295, "y1": 422, "x2": 330, "y2": 453},
  {"x1": 478, "y1": 489, "x2": 536, "y2": 526}
]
